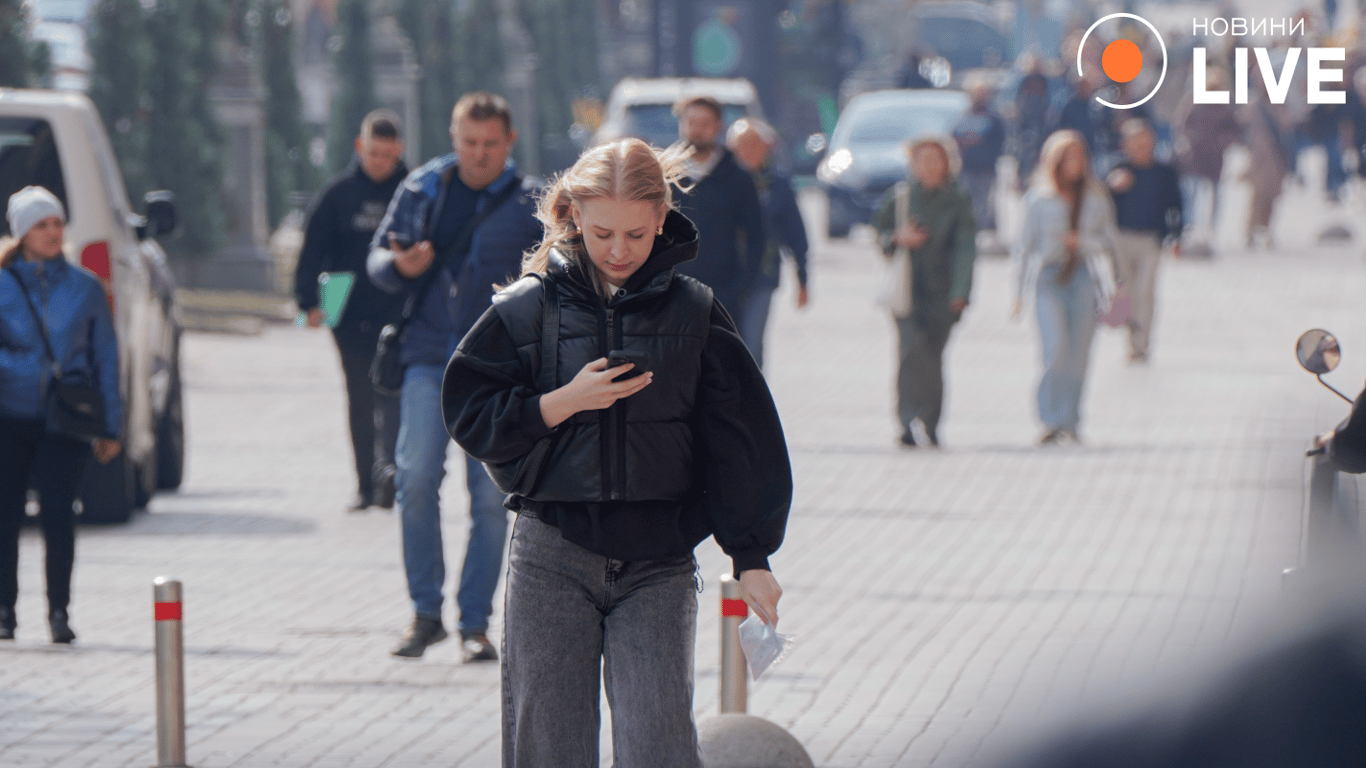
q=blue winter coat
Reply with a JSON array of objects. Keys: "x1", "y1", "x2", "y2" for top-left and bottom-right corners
[
  {"x1": 366, "y1": 156, "x2": 543, "y2": 368},
  {"x1": 0, "y1": 256, "x2": 122, "y2": 438}
]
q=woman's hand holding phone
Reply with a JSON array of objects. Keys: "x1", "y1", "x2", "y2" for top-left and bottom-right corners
[{"x1": 539, "y1": 358, "x2": 653, "y2": 429}]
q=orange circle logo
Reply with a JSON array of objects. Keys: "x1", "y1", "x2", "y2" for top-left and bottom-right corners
[{"x1": 1102, "y1": 39, "x2": 1143, "y2": 83}]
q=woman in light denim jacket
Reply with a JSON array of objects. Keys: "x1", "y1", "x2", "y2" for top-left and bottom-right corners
[{"x1": 1011, "y1": 130, "x2": 1117, "y2": 445}]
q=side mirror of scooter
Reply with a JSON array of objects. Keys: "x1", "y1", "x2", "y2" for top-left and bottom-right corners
[{"x1": 1296, "y1": 329, "x2": 1353, "y2": 403}]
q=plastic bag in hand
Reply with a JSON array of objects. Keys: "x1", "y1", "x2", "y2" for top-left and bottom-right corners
[{"x1": 737, "y1": 614, "x2": 794, "y2": 680}]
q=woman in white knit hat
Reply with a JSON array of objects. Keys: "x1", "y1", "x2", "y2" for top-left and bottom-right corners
[{"x1": 0, "y1": 185, "x2": 123, "y2": 644}]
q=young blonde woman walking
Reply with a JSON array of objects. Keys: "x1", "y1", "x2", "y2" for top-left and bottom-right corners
[
  {"x1": 442, "y1": 138, "x2": 792, "y2": 767},
  {"x1": 1012, "y1": 130, "x2": 1118, "y2": 444}
]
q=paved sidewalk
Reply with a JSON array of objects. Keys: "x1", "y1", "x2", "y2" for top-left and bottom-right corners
[{"x1": 2, "y1": 197, "x2": 1363, "y2": 766}]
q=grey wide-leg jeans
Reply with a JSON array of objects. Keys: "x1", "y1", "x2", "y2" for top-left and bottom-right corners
[{"x1": 502, "y1": 514, "x2": 703, "y2": 768}]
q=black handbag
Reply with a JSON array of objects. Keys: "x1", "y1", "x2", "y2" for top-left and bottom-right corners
[
  {"x1": 8, "y1": 266, "x2": 108, "y2": 442},
  {"x1": 371, "y1": 178, "x2": 523, "y2": 395},
  {"x1": 486, "y1": 276, "x2": 561, "y2": 496}
]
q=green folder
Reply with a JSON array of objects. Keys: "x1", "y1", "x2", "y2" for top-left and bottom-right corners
[{"x1": 296, "y1": 271, "x2": 355, "y2": 328}]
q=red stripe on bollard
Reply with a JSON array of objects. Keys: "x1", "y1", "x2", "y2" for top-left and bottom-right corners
[
  {"x1": 154, "y1": 602, "x2": 182, "y2": 622},
  {"x1": 721, "y1": 598, "x2": 748, "y2": 618}
]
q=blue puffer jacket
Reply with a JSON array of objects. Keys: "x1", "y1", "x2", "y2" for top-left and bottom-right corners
[
  {"x1": 0, "y1": 256, "x2": 122, "y2": 438},
  {"x1": 367, "y1": 156, "x2": 543, "y2": 368}
]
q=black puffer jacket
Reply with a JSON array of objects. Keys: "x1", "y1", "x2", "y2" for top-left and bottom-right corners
[
  {"x1": 443, "y1": 210, "x2": 792, "y2": 574},
  {"x1": 483, "y1": 250, "x2": 713, "y2": 502}
]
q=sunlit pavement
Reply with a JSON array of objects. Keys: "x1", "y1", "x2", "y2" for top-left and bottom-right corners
[{"x1": 3, "y1": 163, "x2": 1366, "y2": 766}]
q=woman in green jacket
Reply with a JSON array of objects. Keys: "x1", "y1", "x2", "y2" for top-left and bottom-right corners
[{"x1": 872, "y1": 136, "x2": 978, "y2": 447}]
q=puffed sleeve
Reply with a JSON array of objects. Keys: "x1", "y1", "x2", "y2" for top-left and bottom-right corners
[
  {"x1": 87, "y1": 283, "x2": 122, "y2": 439},
  {"x1": 442, "y1": 306, "x2": 556, "y2": 465},
  {"x1": 694, "y1": 301, "x2": 792, "y2": 576}
]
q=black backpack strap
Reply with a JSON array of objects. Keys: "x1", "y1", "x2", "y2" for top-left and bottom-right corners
[
  {"x1": 537, "y1": 275, "x2": 560, "y2": 393},
  {"x1": 6, "y1": 266, "x2": 61, "y2": 378}
]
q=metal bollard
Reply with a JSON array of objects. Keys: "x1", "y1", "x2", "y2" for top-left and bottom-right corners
[
  {"x1": 153, "y1": 577, "x2": 191, "y2": 768},
  {"x1": 719, "y1": 574, "x2": 747, "y2": 714}
]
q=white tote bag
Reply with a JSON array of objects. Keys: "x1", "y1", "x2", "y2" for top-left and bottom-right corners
[{"x1": 876, "y1": 182, "x2": 913, "y2": 318}]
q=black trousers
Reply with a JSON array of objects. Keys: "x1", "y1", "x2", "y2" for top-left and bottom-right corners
[
  {"x1": 0, "y1": 416, "x2": 91, "y2": 613},
  {"x1": 335, "y1": 337, "x2": 400, "y2": 501},
  {"x1": 895, "y1": 317, "x2": 954, "y2": 435}
]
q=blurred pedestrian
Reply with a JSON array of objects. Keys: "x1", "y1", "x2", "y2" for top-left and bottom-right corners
[
  {"x1": 367, "y1": 92, "x2": 543, "y2": 662},
  {"x1": 726, "y1": 117, "x2": 810, "y2": 369},
  {"x1": 873, "y1": 136, "x2": 977, "y2": 448},
  {"x1": 1240, "y1": 89, "x2": 1291, "y2": 249},
  {"x1": 1105, "y1": 119, "x2": 1183, "y2": 364},
  {"x1": 1012, "y1": 130, "x2": 1117, "y2": 445},
  {"x1": 442, "y1": 138, "x2": 791, "y2": 768},
  {"x1": 1176, "y1": 68, "x2": 1240, "y2": 249},
  {"x1": 953, "y1": 80, "x2": 1007, "y2": 237},
  {"x1": 0, "y1": 186, "x2": 123, "y2": 644},
  {"x1": 1013, "y1": 54, "x2": 1056, "y2": 183},
  {"x1": 670, "y1": 95, "x2": 766, "y2": 315},
  {"x1": 294, "y1": 109, "x2": 408, "y2": 512},
  {"x1": 1056, "y1": 76, "x2": 1101, "y2": 157},
  {"x1": 1308, "y1": 97, "x2": 1352, "y2": 202}
]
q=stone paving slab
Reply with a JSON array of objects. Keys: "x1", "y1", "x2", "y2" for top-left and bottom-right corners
[{"x1": 3, "y1": 186, "x2": 1365, "y2": 766}]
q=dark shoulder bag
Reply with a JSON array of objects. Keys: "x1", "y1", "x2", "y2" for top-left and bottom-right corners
[
  {"x1": 8, "y1": 267, "x2": 107, "y2": 442},
  {"x1": 371, "y1": 178, "x2": 523, "y2": 395}
]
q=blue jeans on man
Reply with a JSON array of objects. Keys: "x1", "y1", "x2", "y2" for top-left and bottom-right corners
[
  {"x1": 737, "y1": 286, "x2": 775, "y2": 370},
  {"x1": 396, "y1": 364, "x2": 508, "y2": 635}
]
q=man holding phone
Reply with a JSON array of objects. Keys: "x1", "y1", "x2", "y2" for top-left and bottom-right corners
[
  {"x1": 367, "y1": 92, "x2": 543, "y2": 662},
  {"x1": 294, "y1": 110, "x2": 408, "y2": 512}
]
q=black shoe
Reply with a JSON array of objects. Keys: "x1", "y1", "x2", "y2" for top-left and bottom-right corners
[
  {"x1": 898, "y1": 428, "x2": 917, "y2": 448},
  {"x1": 346, "y1": 494, "x2": 373, "y2": 513},
  {"x1": 49, "y1": 609, "x2": 75, "y2": 644},
  {"x1": 392, "y1": 616, "x2": 448, "y2": 658},
  {"x1": 460, "y1": 631, "x2": 498, "y2": 663},
  {"x1": 1039, "y1": 429, "x2": 1064, "y2": 446},
  {"x1": 0, "y1": 606, "x2": 14, "y2": 640},
  {"x1": 373, "y1": 471, "x2": 396, "y2": 510}
]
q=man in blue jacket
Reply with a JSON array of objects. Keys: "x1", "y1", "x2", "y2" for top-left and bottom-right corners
[
  {"x1": 367, "y1": 92, "x2": 542, "y2": 662},
  {"x1": 294, "y1": 110, "x2": 407, "y2": 512}
]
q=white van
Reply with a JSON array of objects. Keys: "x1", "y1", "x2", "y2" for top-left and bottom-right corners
[{"x1": 0, "y1": 88, "x2": 184, "y2": 523}]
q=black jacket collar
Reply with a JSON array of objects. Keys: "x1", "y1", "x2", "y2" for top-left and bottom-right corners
[{"x1": 546, "y1": 209, "x2": 699, "y2": 305}]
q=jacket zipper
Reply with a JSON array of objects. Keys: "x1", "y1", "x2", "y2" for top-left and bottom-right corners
[{"x1": 604, "y1": 307, "x2": 619, "y2": 500}]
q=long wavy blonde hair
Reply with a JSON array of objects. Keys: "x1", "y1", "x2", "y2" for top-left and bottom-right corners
[
  {"x1": 522, "y1": 138, "x2": 689, "y2": 297},
  {"x1": 1031, "y1": 129, "x2": 1104, "y2": 201}
]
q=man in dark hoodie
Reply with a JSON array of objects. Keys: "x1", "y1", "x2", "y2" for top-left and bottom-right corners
[
  {"x1": 670, "y1": 95, "x2": 765, "y2": 315},
  {"x1": 294, "y1": 110, "x2": 408, "y2": 512}
]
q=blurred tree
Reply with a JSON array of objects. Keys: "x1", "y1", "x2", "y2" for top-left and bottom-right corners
[
  {"x1": 397, "y1": 0, "x2": 457, "y2": 160},
  {"x1": 456, "y1": 0, "x2": 504, "y2": 96},
  {"x1": 326, "y1": 0, "x2": 377, "y2": 172},
  {"x1": 260, "y1": 0, "x2": 319, "y2": 228},
  {"x1": 88, "y1": 0, "x2": 154, "y2": 201},
  {"x1": 145, "y1": 0, "x2": 229, "y2": 258},
  {"x1": 0, "y1": 0, "x2": 50, "y2": 87},
  {"x1": 521, "y1": 0, "x2": 599, "y2": 171},
  {"x1": 398, "y1": 0, "x2": 505, "y2": 161}
]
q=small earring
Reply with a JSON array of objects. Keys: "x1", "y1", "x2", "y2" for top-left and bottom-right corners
[{"x1": 657, "y1": 226, "x2": 664, "y2": 235}]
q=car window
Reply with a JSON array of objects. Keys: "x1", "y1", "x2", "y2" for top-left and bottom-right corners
[
  {"x1": 0, "y1": 117, "x2": 70, "y2": 236},
  {"x1": 622, "y1": 103, "x2": 748, "y2": 147},
  {"x1": 841, "y1": 103, "x2": 966, "y2": 146}
]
